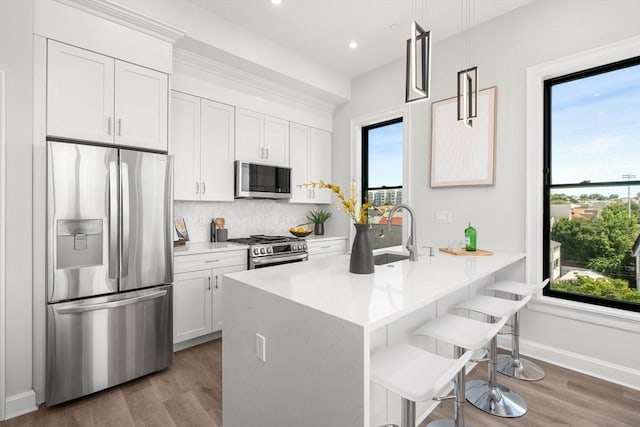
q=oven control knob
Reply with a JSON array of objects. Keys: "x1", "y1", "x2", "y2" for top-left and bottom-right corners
[
  {"x1": 267, "y1": 247, "x2": 273, "y2": 253},
  {"x1": 292, "y1": 244, "x2": 298, "y2": 250},
  {"x1": 302, "y1": 243, "x2": 307, "y2": 250},
  {"x1": 260, "y1": 248, "x2": 266, "y2": 254},
  {"x1": 253, "y1": 248, "x2": 259, "y2": 256}
]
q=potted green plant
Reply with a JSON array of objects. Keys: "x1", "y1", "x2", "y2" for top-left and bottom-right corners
[{"x1": 305, "y1": 208, "x2": 332, "y2": 236}]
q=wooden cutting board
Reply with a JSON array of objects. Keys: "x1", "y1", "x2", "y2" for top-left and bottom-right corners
[{"x1": 439, "y1": 247, "x2": 494, "y2": 256}]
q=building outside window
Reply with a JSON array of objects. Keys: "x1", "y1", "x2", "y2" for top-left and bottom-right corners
[
  {"x1": 543, "y1": 56, "x2": 640, "y2": 312},
  {"x1": 362, "y1": 118, "x2": 403, "y2": 249}
]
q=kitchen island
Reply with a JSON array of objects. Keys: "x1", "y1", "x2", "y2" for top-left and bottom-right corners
[{"x1": 222, "y1": 251, "x2": 525, "y2": 427}]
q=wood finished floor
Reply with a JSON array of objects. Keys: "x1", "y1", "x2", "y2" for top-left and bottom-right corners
[{"x1": 2, "y1": 340, "x2": 639, "y2": 426}]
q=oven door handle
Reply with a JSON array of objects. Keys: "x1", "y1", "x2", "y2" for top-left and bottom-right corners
[{"x1": 252, "y1": 253, "x2": 308, "y2": 266}]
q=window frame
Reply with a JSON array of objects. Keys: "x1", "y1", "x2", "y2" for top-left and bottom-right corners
[
  {"x1": 361, "y1": 117, "x2": 404, "y2": 205},
  {"x1": 542, "y1": 55, "x2": 640, "y2": 312}
]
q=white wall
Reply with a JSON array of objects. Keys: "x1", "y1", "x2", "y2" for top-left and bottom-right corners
[
  {"x1": 333, "y1": 0, "x2": 640, "y2": 387},
  {"x1": 0, "y1": 0, "x2": 36, "y2": 418}
]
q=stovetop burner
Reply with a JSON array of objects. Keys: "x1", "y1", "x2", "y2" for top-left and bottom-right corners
[{"x1": 228, "y1": 235, "x2": 303, "y2": 245}]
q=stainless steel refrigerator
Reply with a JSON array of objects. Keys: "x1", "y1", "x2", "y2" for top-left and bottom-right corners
[{"x1": 45, "y1": 141, "x2": 174, "y2": 406}]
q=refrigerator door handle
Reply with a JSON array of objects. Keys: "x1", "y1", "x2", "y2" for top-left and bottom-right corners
[
  {"x1": 109, "y1": 161, "x2": 118, "y2": 280},
  {"x1": 55, "y1": 289, "x2": 167, "y2": 314},
  {"x1": 121, "y1": 161, "x2": 130, "y2": 278}
]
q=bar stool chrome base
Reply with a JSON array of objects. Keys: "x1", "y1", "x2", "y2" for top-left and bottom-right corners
[
  {"x1": 497, "y1": 354, "x2": 545, "y2": 381},
  {"x1": 465, "y1": 379, "x2": 527, "y2": 418},
  {"x1": 427, "y1": 420, "x2": 469, "y2": 427}
]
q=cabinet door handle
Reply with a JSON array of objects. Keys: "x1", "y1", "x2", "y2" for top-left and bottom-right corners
[
  {"x1": 205, "y1": 259, "x2": 220, "y2": 263},
  {"x1": 260, "y1": 147, "x2": 265, "y2": 158},
  {"x1": 117, "y1": 119, "x2": 122, "y2": 136},
  {"x1": 208, "y1": 277, "x2": 211, "y2": 291},
  {"x1": 107, "y1": 117, "x2": 112, "y2": 135},
  {"x1": 195, "y1": 181, "x2": 200, "y2": 194},
  {"x1": 202, "y1": 182, "x2": 206, "y2": 194},
  {"x1": 312, "y1": 189, "x2": 315, "y2": 198},
  {"x1": 321, "y1": 245, "x2": 331, "y2": 249},
  {"x1": 265, "y1": 148, "x2": 269, "y2": 159},
  {"x1": 215, "y1": 277, "x2": 219, "y2": 290}
]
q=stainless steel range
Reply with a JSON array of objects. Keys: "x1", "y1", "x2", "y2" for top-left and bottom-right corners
[{"x1": 228, "y1": 235, "x2": 308, "y2": 269}]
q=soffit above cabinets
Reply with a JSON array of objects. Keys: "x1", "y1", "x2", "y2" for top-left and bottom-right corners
[
  {"x1": 110, "y1": 0, "x2": 535, "y2": 106},
  {"x1": 189, "y1": 0, "x2": 536, "y2": 79}
]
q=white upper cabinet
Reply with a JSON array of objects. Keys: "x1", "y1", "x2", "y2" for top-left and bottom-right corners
[
  {"x1": 309, "y1": 128, "x2": 332, "y2": 203},
  {"x1": 170, "y1": 91, "x2": 201, "y2": 200},
  {"x1": 264, "y1": 115, "x2": 290, "y2": 167},
  {"x1": 235, "y1": 108, "x2": 264, "y2": 163},
  {"x1": 47, "y1": 40, "x2": 115, "y2": 144},
  {"x1": 47, "y1": 40, "x2": 168, "y2": 151},
  {"x1": 235, "y1": 108, "x2": 289, "y2": 167},
  {"x1": 289, "y1": 122, "x2": 332, "y2": 204},
  {"x1": 114, "y1": 61, "x2": 168, "y2": 151},
  {"x1": 170, "y1": 91, "x2": 235, "y2": 202},
  {"x1": 289, "y1": 123, "x2": 311, "y2": 202},
  {"x1": 200, "y1": 99, "x2": 235, "y2": 201}
]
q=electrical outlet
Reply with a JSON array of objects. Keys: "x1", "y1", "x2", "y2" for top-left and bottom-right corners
[
  {"x1": 435, "y1": 210, "x2": 452, "y2": 223},
  {"x1": 256, "y1": 333, "x2": 266, "y2": 362}
]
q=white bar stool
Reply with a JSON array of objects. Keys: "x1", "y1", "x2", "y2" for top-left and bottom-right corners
[
  {"x1": 454, "y1": 295, "x2": 531, "y2": 418},
  {"x1": 370, "y1": 344, "x2": 473, "y2": 427},
  {"x1": 414, "y1": 314, "x2": 508, "y2": 427},
  {"x1": 484, "y1": 278, "x2": 550, "y2": 381}
]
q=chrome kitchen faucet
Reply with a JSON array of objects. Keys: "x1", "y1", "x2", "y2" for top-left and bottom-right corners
[{"x1": 387, "y1": 204, "x2": 418, "y2": 261}]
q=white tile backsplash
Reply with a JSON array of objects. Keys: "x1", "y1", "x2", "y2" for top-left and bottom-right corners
[{"x1": 174, "y1": 200, "x2": 332, "y2": 242}]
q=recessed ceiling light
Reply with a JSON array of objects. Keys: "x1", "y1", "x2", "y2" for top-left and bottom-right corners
[
  {"x1": 271, "y1": 0, "x2": 282, "y2": 5},
  {"x1": 348, "y1": 41, "x2": 358, "y2": 49}
]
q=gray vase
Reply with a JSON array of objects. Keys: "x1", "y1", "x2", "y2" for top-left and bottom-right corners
[
  {"x1": 314, "y1": 223, "x2": 325, "y2": 236},
  {"x1": 349, "y1": 223, "x2": 374, "y2": 274}
]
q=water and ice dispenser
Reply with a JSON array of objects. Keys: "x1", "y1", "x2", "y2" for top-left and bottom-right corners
[{"x1": 56, "y1": 219, "x2": 103, "y2": 269}]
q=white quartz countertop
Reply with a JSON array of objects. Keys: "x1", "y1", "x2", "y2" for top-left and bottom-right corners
[
  {"x1": 173, "y1": 241, "x2": 249, "y2": 256},
  {"x1": 225, "y1": 251, "x2": 525, "y2": 330}
]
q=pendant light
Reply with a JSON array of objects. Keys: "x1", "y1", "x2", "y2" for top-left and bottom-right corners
[
  {"x1": 405, "y1": 0, "x2": 431, "y2": 103},
  {"x1": 457, "y1": 0, "x2": 477, "y2": 128}
]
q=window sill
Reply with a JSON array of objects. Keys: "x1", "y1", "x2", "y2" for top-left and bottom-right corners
[{"x1": 527, "y1": 295, "x2": 640, "y2": 333}]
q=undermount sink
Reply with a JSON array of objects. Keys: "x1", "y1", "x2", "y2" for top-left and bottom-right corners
[{"x1": 373, "y1": 253, "x2": 410, "y2": 265}]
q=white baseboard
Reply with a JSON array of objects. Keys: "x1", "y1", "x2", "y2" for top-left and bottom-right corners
[
  {"x1": 5, "y1": 390, "x2": 37, "y2": 420},
  {"x1": 497, "y1": 335, "x2": 640, "y2": 391}
]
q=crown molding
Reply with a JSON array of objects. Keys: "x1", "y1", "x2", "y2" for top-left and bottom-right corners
[
  {"x1": 55, "y1": 0, "x2": 185, "y2": 43},
  {"x1": 173, "y1": 48, "x2": 339, "y2": 114}
]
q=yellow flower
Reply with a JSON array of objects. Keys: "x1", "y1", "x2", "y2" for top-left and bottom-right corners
[{"x1": 299, "y1": 180, "x2": 370, "y2": 224}]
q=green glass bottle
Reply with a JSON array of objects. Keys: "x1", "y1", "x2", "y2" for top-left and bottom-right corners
[{"x1": 465, "y1": 222, "x2": 477, "y2": 251}]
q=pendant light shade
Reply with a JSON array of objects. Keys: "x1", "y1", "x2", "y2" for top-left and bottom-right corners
[
  {"x1": 405, "y1": 21, "x2": 431, "y2": 103},
  {"x1": 457, "y1": 66, "x2": 477, "y2": 127},
  {"x1": 457, "y1": 0, "x2": 478, "y2": 128}
]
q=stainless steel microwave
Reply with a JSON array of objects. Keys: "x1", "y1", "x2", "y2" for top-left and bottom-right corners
[{"x1": 234, "y1": 161, "x2": 291, "y2": 199}]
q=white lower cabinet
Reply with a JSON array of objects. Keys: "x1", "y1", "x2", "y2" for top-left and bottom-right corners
[
  {"x1": 306, "y1": 237, "x2": 348, "y2": 259},
  {"x1": 173, "y1": 269, "x2": 213, "y2": 343},
  {"x1": 173, "y1": 249, "x2": 247, "y2": 345}
]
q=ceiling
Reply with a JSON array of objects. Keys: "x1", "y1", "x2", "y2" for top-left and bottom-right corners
[{"x1": 189, "y1": 0, "x2": 535, "y2": 79}]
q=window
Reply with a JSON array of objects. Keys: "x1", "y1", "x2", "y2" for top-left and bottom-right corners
[
  {"x1": 543, "y1": 56, "x2": 640, "y2": 312},
  {"x1": 361, "y1": 118, "x2": 403, "y2": 249}
]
